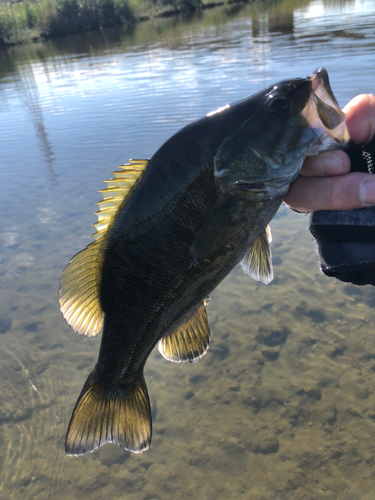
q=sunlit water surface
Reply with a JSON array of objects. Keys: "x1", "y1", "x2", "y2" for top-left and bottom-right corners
[{"x1": 1, "y1": 0, "x2": 375, "y2": 498}]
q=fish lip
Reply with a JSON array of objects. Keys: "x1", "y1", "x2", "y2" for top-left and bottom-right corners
[
  {"x1": 232, "y1": 181, "x2": 267, "y2": 192},
  {"x1": 309, "y1": 67, "x2": 340, "y2": 109}
]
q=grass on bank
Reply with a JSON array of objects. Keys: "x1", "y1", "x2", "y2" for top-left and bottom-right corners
[{"x1": 0, "y1": 0, "x2": 214, "y2": 46}]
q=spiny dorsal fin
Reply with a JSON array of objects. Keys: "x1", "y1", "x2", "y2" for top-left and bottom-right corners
[
  {"x1": 93, "y1": 159, "x2": 149, "y2": 241},
  {"x1": 241, "y1": 225, "x2": 273, "y2": 285},
  {"x1": 59, "y1": 159, "x2": 149, "y2": 337},
  {"x1": 158, "y1": 300, "x2": 210, "y2": 363}
]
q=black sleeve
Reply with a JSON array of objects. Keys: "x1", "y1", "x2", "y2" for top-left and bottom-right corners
[{"x1": 309, "y1": 136, "x2": 375, "y2": 286}]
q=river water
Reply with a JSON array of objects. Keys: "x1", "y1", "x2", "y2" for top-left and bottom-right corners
[{"x1": 1, "y1": 0, "x2": 375, "y2": 498}]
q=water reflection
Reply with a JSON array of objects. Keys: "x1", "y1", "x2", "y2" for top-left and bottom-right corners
[
  {"x1": 0, "y1": 0, "x2": 375, "y2": 498},
  {"x1": 19, "y1": 66, "x2": 55, "y2": 180}
]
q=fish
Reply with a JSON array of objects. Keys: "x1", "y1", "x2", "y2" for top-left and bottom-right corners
[{"x1": 59, "y1": 67, "x2": 349, "y2": 456}]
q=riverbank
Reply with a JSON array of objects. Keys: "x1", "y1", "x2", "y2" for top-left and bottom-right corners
[{"x1": 0, "y1": 0, "x2": 256, "y2": 46}]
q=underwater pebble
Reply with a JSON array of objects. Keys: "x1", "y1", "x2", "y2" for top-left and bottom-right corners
[
  {"x1": 261, "y1": 346, "x2": 280, "y2": 361},
  {"x1": 252, "y1": 437, "x2": 279, "y2": 455},
  {"x1": 183, "y1": 391, "x2": 194, "y2": 400},
  {"x1": 257, "y1": 326, "x2": 290, "y2": 347}
]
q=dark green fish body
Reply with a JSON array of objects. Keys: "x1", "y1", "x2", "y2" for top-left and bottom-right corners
[
  {"x1": 98, "y1": 121, "x2": 286, "y2": 382},
  {"x1": 59, "y1": 68, "x2": 349, "y2": 455}
]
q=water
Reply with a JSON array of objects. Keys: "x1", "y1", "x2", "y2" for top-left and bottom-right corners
[{"x1": 1, "y1": 0, "x2": 375, "y2": 498}]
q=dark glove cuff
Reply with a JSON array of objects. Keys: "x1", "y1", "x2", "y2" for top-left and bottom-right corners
[
  {"x1": 315, "y1": 240, "x2": 375, "y2": 286},
  {"x1": 309, "y1": 136, "x2": 375, "y2": 286}
]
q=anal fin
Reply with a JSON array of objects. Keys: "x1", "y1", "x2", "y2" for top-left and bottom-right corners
[
  {"x1": 159, "y1": 301, "x2": 210, "y2": 363},
  {"x1": 241, "y1": 225, "x2": 273, "y2": 284}
]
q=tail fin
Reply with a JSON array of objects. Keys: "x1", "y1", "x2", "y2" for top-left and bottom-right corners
[{"x1": 65, "y1": 371, "x2": 152, "y2": 456}]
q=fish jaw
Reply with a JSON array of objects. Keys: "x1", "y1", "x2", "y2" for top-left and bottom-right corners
[{"x1": 302, "y1": 67, "x2": 350, "y2": 156}]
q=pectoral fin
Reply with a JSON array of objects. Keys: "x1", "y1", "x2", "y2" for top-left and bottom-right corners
[
  {"x1": 241, "y1": 226, "x2": 273, "y2": 284},
  {"x1": 159, "y1": 301, "x2": 210, "y2": 363}
]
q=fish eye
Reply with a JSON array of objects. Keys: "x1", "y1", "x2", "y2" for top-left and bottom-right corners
[{"x1": 268, "y1": 96, "x2": 290, "y2": 116}]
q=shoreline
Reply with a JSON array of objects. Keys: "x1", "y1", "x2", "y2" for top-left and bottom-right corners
[{"x1": 0, "y1": 0, "x2": 258, "y2": 47}]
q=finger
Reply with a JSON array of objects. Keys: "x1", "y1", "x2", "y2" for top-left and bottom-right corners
[
  {"x1": 300, "y1": 149, "x2": 350, "y2": 177},
  {"x1": 343, "y1": 94, "x2": 375, "y2": 144},
  {"x1": 284, "y1": 172, "x2": 375, "y2": 212}
]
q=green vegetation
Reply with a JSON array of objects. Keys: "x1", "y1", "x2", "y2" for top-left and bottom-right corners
[{"x1": 0, "y1": 0, "x2": 235, "y2": 46}]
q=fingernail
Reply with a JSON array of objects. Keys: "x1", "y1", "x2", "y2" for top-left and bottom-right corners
[
  {"x1": 359, "y1": 181, "x2": 375, "y2": 204},
  {"x1": 316, "y1": 153, "x2": 344, "y2": 175}
]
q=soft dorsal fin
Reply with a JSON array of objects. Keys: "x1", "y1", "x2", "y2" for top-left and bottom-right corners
[
  {"x1": 241, "y1": 225, "x2": 273, "y2": 285},
  {"x1": 158, "y1": 300, "x2": 211, "y2": 363},
  {"x1": 59, "y1": 160, "x2": 149, "y2": 337}
]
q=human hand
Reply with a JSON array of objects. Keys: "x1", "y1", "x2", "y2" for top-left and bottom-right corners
[{"x1": 284, "y1": 94, "x2": 375, "y2": 212}]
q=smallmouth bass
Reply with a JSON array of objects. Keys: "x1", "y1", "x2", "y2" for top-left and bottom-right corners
[{"x1": 59, "y1": 68, "x2": 349, "y2": 455}]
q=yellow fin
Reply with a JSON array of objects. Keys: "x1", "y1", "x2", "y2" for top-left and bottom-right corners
[
  {"x1": 65, "y1": 371, "x2": 152, "y2": 455},
  {"x1": 241, "y1": 226, "x2": 273, "y2": 285},
  {"x1": 59, "y1": 159, "x2": 150, "y2": 337},
  {"x1": 93, "y1": 159, "x2": 149, "y2": 241},
  {"x1": 59, "y1": 240, "x2": 104, "y2": 337},
  {"x1": 158, "y1": 301, "x2": 211, "y2": 363}
]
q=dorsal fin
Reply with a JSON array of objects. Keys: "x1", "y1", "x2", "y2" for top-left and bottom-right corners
[
  {"x1": 93, "y1": 159, "x2": 149, "y2": 241},
  {"x1": 59, "y1": 159, "x2": 149, "y2": 337},
  {"x1": 241, "y1": 225, "x2": 273, "y2": 285},
  {"x1": 158, "y1": 301, "x2": 210, "y2": 363}
]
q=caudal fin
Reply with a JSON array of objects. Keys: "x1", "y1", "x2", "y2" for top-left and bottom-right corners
[{"x1": 65, "y1": 371, "x2": 152, "y2": 456}]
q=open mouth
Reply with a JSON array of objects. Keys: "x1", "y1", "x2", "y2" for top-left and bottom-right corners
[
  {"x1": 310, "y1": 68, "x2": 340, "y2": 108},
  {"x1": 302, "y1": 67, "x2": 349, "y2": 149}
]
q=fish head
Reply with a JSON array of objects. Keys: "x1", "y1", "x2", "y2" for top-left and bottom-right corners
[{"x1": 214, "y1": 68, "x2": 349, "y2": 199}]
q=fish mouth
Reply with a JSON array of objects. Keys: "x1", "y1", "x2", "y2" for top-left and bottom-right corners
[
  {"x1": 310, "y1": 67, "x2": 340, "y2": 111},
  {"x1": 230, "y1": 175, "x2": 296, "y2": 196},
  {"x1": 302, "y1": 67, "x2": 350, "y2": 155},
  {"x1": 232, "y1": 181, "x2": 267, "y2": 192}
]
